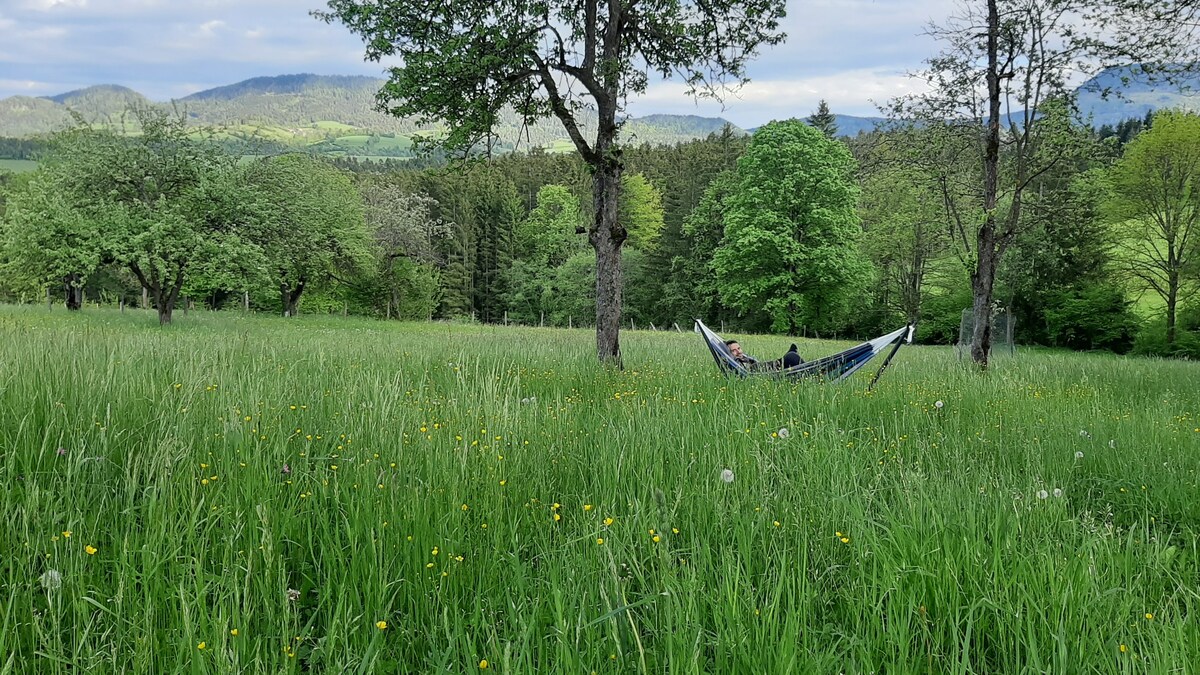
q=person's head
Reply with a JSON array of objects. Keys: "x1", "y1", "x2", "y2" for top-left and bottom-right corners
[{"x1": 725, "y1": 339, "x2": 744, "y2": 358}]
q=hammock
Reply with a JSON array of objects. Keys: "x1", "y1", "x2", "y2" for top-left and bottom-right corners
[{"x1": 695, "y1": 319, "x2": 913, "y2": 388}]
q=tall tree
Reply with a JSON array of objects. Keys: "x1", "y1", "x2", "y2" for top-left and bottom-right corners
[
  {"x1": 894, "y1": 0, "x2": 1199, "y2": 367},
  {"x1": 2, "y1": 171, "x2": 101, "y2": 309},
  {"x1": 711, "y1": 120, "x2": 871, "y2": 335},
  {"x1": 807, "y1": 99, "x2": 838, "y2": 139},
  {"x1": 19, "y1": 109, "x2": 262, "y2": 323},
  {"x1": 360, "y1": 178, "x2": 449, "y2": 319},
  {"x1": 316, "y1": 0, "x2": 786, "y2": 365},
  {"x1": 246, "y1": 154, "x2": 373, "y2": 317},
  {"x1": 1107, "y1": 111, "x2": 1200, "y2": 347}
]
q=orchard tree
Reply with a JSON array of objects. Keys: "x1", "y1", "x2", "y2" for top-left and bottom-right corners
[
  {"x1": 12, "y1": 109, "x2": 262, "y2": 323},
  {"x1": 1107, "y1": 110, "x2": 1200, "y2": 347},
  {"x1": 246, "y1": 154, "x2": 374, "y2": 317},
  {"x1": 360, "y1": 178, "x2": 448, "y2": 319},
  {"x1": 2, "y1": 171, "x2": 100, "y2": 309},
  {"x1": 894, "y1": 0, "x2": 1200, "y2": 367},
  {"x1": 712, "y1": 119, "x2": 871, "y2": 335},
  {"x1": 316, "y1": 0, "x2": 786, "y2": 365}
]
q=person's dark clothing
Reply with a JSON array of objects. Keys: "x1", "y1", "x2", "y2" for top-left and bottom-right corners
[{"x1": 783, "y1": 344, "x2": 803, "y2": 368}]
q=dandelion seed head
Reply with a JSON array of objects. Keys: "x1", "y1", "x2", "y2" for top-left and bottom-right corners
[
  {"x1": 39, "y1": 569, "x2": 62, "y2": 591},
  {"x1": 1037, "y1": 489, "x2": 1049, "y2": 500},
  {"x1": 1074, "y1": 451, "x2": 1084, "y2": 460},
  {"x1": 1053, "y1": 488, "x2": 1063, "y2": 498},
  {"x1": 777, "y1": 427, "x2": 790, "y2": 439},
  {"x1": 720, "y1": 469, "x2": 735, "y2": 483},
  {"x1": 934, "y1": 400, "x2": 944, "y2": 409},
  {"x1": 286, "y1": 588, "x2": 300, "y2": 602}
]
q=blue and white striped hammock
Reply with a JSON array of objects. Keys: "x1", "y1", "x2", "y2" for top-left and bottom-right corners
[{"x1": 695, "y1": 319, "x2": 913, "y2": 387}]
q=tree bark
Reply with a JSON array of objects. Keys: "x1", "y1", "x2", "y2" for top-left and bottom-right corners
[
  {"x1": 591, "y1": 155, "x2": 625, "y2": 366},
  {"x1": 1167, "y1": 270, "x2": 1178, "y2": 347},
  {"x1": 281, "y1": 279, "x2": 306, "y2": 317},
  {"x1": 971, "y1": 0, "x2": 1003, "y2": 369},
  {"x1": 64, "y1": 273, "x2": 83, "y2": 311},
  {"x1": 156, "y1": 269, "x2": 186, "y2": 325}
]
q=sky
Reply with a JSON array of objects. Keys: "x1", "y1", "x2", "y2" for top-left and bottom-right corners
[{"x1": 0, "y1": 0, "x2": 962, "y2": 128}]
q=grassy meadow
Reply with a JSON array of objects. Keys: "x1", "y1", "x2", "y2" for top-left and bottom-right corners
[{"x1": 1, "y1": 305, "x2": 1198, "y2": 673}]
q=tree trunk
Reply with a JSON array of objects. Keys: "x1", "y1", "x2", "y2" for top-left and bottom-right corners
[
  {"x1": 591, "y1": 159, "x2": 625, "y2": 366},
  {"x1": 970, "y1": 0, "x2": 1003, "y2": 370},
  {"x1": 1167, "y1": 271, "x2": 1179, "y2": 347},
  {"x1": 156, "y1": 270, "x2": 186, "y2": 325},
  {"x1": 282, "y1": 279, "x2": 306, "y2": 318},
  {"x1": 64, "y1": 273, "x2": 83, "y2": 311}
]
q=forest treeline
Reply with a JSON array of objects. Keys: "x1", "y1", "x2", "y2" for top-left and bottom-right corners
[{"x1": 0, "y1": 106, "x2": 1196, "y2": 357}]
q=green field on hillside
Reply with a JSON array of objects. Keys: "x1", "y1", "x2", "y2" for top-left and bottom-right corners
[
  {"x1": 2, "y1": 306, "x2": 1198, "y2": 672},
  {"x1": 0, "y1": 158, "x2": 38, "y2": 173}
]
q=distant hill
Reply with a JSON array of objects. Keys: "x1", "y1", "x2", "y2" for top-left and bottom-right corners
[
  {"x1": 0, "y1": 74, "x2": 747, "y2": 154},
  {"x1": 1076, "y1": 65, "x2": 1200, "y2": 126},
  {"x1": 4, "y1": 67, "x2": 1198, "y2": 151}
]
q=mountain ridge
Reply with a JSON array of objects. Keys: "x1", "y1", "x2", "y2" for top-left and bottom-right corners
[{"x1": 2, "y1": 67, "x2": 1197, "y2": 150}]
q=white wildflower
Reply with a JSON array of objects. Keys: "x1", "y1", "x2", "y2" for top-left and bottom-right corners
[
  {"x1": 39, "y1": 569, "x2": 62, "y2": 592},
  {"x1": 1053, "y1": 488, "x2": 1063, "y2": 498},
  {"x1": 720, "y1": 469, "x2": 735, "y2": 483},
  {"x1": 520, "y1": 398, "x2": 530, "y2": 405},
  {"x1": 1108, "y1": 439, "x2": 1116, "y2": 449},
  {"x1": 934, "y1": 400, "x2": 944, "y2": 409},
  {"x1": 1037, "y1": 489, "x2": 1049, "y2": 500},
  {"x1": 1074, "y1": 451, "x2": 1084, "y2": 460},
  {"x1": 1079, "y1": 429, "x2": 1092, "y2": 439},
  {"x1": 777, "y1": 427, "x2": 790, "y2": 440}
]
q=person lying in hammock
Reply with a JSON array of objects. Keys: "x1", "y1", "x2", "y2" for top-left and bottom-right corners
[{"x1": 725, "y1": 340, "x2": 805, "y2": 371}]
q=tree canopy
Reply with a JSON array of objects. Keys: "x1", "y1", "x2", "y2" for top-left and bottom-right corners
[{"x1": 712, "y1": 119, "x2": 871, "y2": 335}]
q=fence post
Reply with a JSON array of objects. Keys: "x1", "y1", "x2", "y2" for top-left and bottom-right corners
[
  {"x1": 568, "y1": 316, "x2": 572, "y2": 329},
  {"x1": 540, "y1": 312, "x2": 544, "y2": 327},
  {"x1": 674, "y1": 323, "x2": 682, "y2": 333}
]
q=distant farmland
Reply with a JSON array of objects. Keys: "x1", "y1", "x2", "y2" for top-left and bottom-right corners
[{"x1": 0, "y1": 159, "x2": 37, "y2": 173}]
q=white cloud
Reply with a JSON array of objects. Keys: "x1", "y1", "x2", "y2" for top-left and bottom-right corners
[
  {"x1": 21, "y1": 0, "x2": 87, "y2": 9},
  {"x1": 629, "y1": 69, "x2": 929, "y2": 125},
  {"x1": 0, "y1": 78, "x2": 60, "y2": 93},
  {"x1": 197, "y1": 19, "x2": 225, "y2": 37},
  {"x1": 244, "y1": 28, "x2": 264, "y2": 39},
  {"x1": 20, "y1": 25, "x2": 69, "y2": 39}
]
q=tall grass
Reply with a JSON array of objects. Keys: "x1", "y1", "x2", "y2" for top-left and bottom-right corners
[{"x1": 1, "y1": 305, "x2": 1197, "y2": 673}]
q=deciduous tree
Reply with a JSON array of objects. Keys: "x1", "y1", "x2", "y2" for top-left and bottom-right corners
[
  {"x1": 246, "y1": 154, "x2": 373, "y2": 317},
  {"x1": 895, "y1": 0, "x2": 1199, "y2": 367},
  {"x1": 1107, "y1": 110, "x2": 1200, "y2": 347},
  {"x1": 712, "y1": 120, "x2": 871, "y2": 335},
  {"x1": 316, "y1": 0, "x2": 785, "y2": 364}
]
